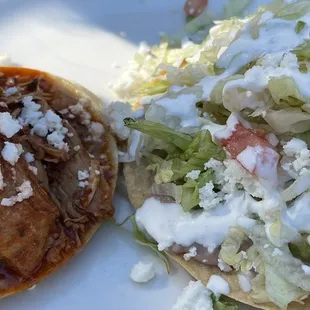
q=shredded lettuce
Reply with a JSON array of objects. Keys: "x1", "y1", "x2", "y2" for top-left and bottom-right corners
[
  {"x1": 125, "y1": 119, "x2": 226, "y2": 184},
  {"x1": 211, "y1": 294, "x2": 239, "y2": 310},
  {"x1": 124, "y1": 118, "x2": 192, "y2": 150},
  {"x1": 282, "y1": 171, "x2": 310, "y2": 201},
  {"x1": 292, "y1": 40, "x2": 310, "y2": 62},
  {"x1": 266, "y1": 217, "x2": 300, "y2": 247},
  {"x1": 268, "y1": 76, "x2": 305, "y2": 107},
  {"x1": 295, "y1": 20, "x2": 306, "y2": 33},
  {"x1": 250, "y1": 267, "x2": 271, "y2": 304},
  {"x1": 219, "y1": 227, "x2": 246, "y2": 269},
  {"x1": 265, "y1": 263, "x2": 307, "y2": 309},
  {"x1": 130, "y1": 216, "x2": 171, "y2": 273},
  {"x1": 159, "y1": 63, "x2": 213, "y2": 86},
  {"x1": 264, "y1": 108, "x2": 310, "y2": 133},
  {"x1": 202, "y1": 102, "x2": 230, "y2": 124},
  {"x1": 181, "y1": 170, "x2": 214, "y2": 211},
  {"x1": 209, "y1": 75, "x2": 244, "y2": 104},
  {"x1": 275, "y1": 0, "x2": 310, "y2": 20},
  {"x1": 289, "y1": 236, "x2": 310, "y2": 263},
  {"x1": 151, "y1": 183, "x2": 182, "y2": 203},
  {"x1": 250, "y1": 225, "x2": 310, "y2": 291},
  {"x1": 132, "y1": 79, "x2": 170, "y2": 97}
]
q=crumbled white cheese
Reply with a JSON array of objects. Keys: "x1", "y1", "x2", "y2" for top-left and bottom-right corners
[
  {"x1": 280, "y1": 52, "x2": 299, "y2": 71},
  {"x1": 204, "y1": 158, "x2": 223, "y2": 170},
  {"x1": 186, "y1": 170, "x2": 200, "y2": 180},
  {"x1": 103, "y1": 101, "x2": 142, "y2": 140},
  {"x1": 1, "y1": 142, "x2": 23, "y2": 165},
  {"x1": 68, "y1": 99, "x2": 91, "y2": 125},
  {"x1": 217, "y1": 258, "x2": 232, "y2": 272},
  {"x1": 272, "y1": 248, "x2": 283, "y2": 257},
  {"x1": 79, "y1": 181, "x2": 89, "y2": 188},
  {"x1": 78, "y1": 170, "x2": 89, "y2": 181},
  {"x1": 283, "y1": 138, "x2": 307, "y2": 157},
  {"x1": 206, "y1": 275, "x2": 230, "y2": 299},
  {"x1": 302, "y1": 264, "x2": 310, "y2": 275},
  {"x1": 199, "y1": 182, "x2": 222, "y2": 210},
  {"x1": 4, "y1": 86, "x2": 18, "y2": 97},
  {"x1": 282, "y1": 138, "x2": 310, "y2": 176},
  {"x1": 67, "y1": 132, "x2": 74, "y2": 137},
  {"x1": 237, "y1": 273, "x2": 252, "y2": 293},
  {"x1": 130, "y1": 261, "x2": 155, "y2": 283},
  {"x1": 0, "y1": 112, "x2": 22, "y2": 138},
  {"x1": 19, "y1": 96, "x2": 69, "y2": 150},
  {"x1": 47, "y1": 131, "x2": 69, "y2": 151},
  {"x1": 73, "y1": 145, "x2": 81, "y2": 152},
  {"x1": 1, "y1": 180, "x2": 33, "y2": 206},
  {"x1": 221, "y1": 159, "x2": 265, "y2": 198},
  {"x1": 172, "y1": 281, "x2": 213, "y2": 310},
  {"x1": 204, "y1": 158, "x2": 225, "y2": 184},
  {"x1": 89, "y1": 122, "x2": 104, "y2": 141},
  {"x1": 28, "y1": 165, "x2": 38, "y2": 175},
  {"x1": 95, "y1": 169, "x2": 100, "y2": 175},
  {"x1": 183, "y1": 246, "x2": 197, "y2": 261},
  {"x1": 24, "y1": 152, "x2": 35, "y2": 163}
]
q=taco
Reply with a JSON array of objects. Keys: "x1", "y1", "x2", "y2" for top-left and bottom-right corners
[
  {"x1": 0, "y1": 67, "x2": 118, "y2": 297},
  {"x1": 111, "y1": 0, "x2": 310, "y2": 308}
]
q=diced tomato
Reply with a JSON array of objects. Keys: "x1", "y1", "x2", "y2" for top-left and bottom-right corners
[
  {"x1": 184, "y1": 0, "x2": 208, "y2": 17},
  {"x1": 219, "y1": 124, "x2": 279, "y2": 181},
  {"x1": 220, "y1": 124, "x2": 271, "y2": 159}
]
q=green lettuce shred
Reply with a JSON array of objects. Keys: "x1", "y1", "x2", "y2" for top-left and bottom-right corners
[
  {"x1": 125, "y1": 119, "x2": 225, "y2": 184},
  {"x1": 265, "y1": 263, "x2": 307, "y2": 309},
  {"x1": 181, "y1": 170, "x2": 214, "y2": 211},
  {"x1": 219, "y1": 227, "x2": 246, "y2": 269},
  {"x1": 130, "y1": 216, "x2": 171, "y2": 273},
  {"x1": 292, "y1": 40, "x2": 310, "y2": 62},
  {"x1": 132, "y1": 79, "x2": 170, "y2": 96},
  {"x1": 211, "y1": 293, "x2": 239, "y2": 310},
  {"x1": 275, "y1": 0, "x2": 310, "y2": 20},
  {"x1": 295, "y1": 20, "x2": 306, "y2": 33},
  {"x1": 289, "y1": 236, "x2": 310, "y2": 263},
  {"x1": 250, "y1": 267, "x2": 271, "y2": 304},
  {"x1": 268, "y1": 76, "x2": 305, "y2": 107},
  {"x1": 124, "y1": 118, "x2": 192, "y2": 150}
]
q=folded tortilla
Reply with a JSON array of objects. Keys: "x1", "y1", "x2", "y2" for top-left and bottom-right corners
[
  {"x1": 124, "y1": 161, "x2": 308, "y2": 310},
  {"x1": 0, "y1": 67, "x2": 118, "y2": 297}
]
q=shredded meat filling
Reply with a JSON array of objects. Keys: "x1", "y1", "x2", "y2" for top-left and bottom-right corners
[{"x1": 0, "y1": 69, "x2": 114, "y2": 285}]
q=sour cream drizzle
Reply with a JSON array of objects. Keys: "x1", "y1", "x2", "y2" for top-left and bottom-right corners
[{"x1": 136, "y1": 195, "x2": 255, "y2": 251}]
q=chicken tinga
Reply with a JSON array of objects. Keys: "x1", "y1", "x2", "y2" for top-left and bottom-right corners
[{"x1": 0, "y1": 67, "x2": 117, "y2": 297}]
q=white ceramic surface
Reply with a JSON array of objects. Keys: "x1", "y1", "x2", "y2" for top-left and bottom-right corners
[{"x1": 0, "y1": 0, "x2": 270, "y2": 309}]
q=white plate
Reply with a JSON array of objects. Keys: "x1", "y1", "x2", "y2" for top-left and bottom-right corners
[{"x1": 0, "y1": 0, "x2": 270, "y2": 309}]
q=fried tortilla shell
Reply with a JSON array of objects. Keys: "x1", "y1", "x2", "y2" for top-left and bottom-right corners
[
  {"x1": 0, "y1": 67, "x2": 118, "y2": 297},
  {"x1": 123, "y1": 161, "x2": 309, "y2": 310}
]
